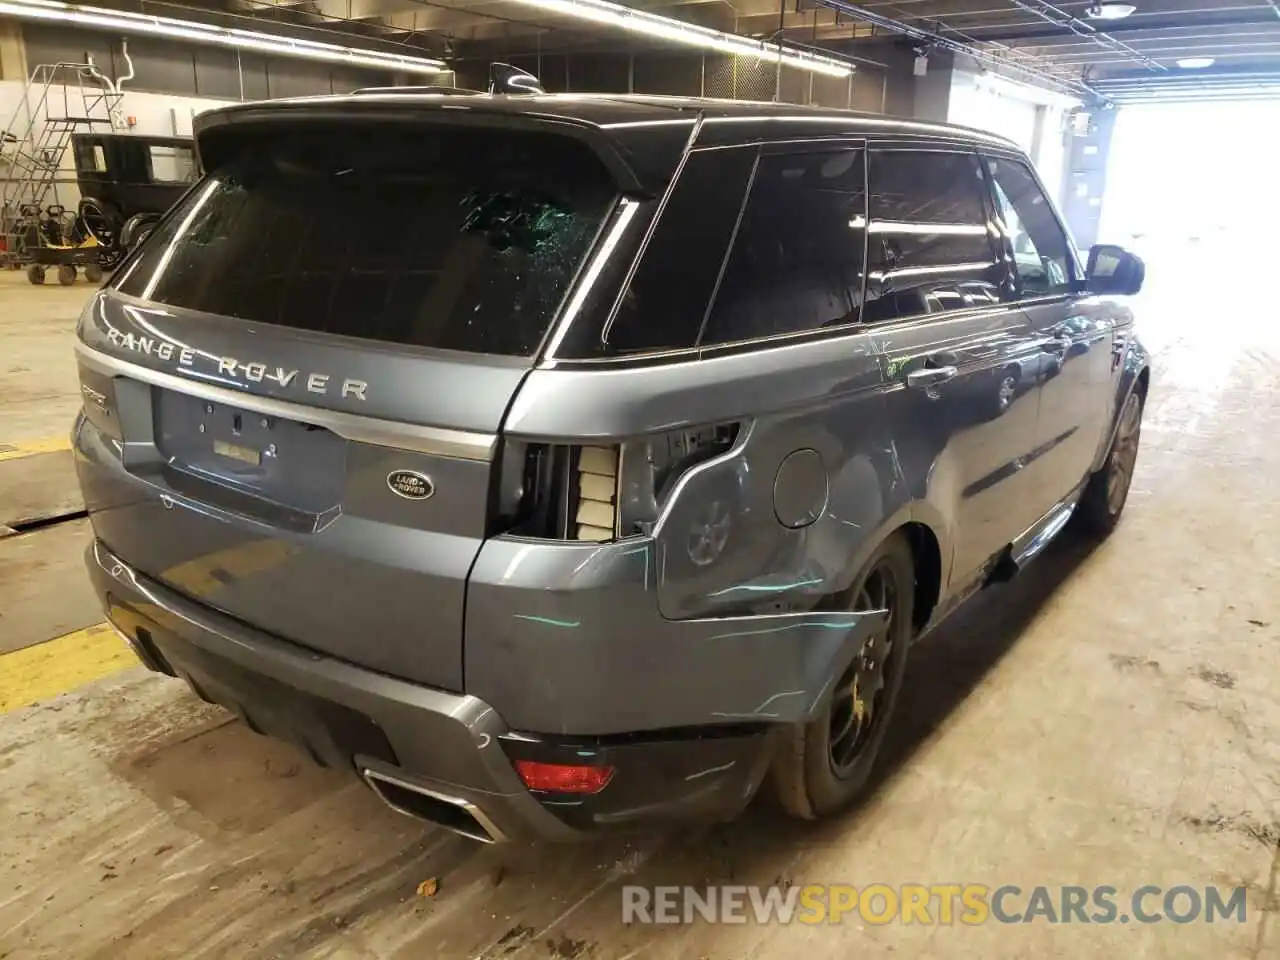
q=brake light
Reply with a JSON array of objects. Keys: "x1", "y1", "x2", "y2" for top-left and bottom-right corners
[
  {"x1": 616, "y1": 422, "x2": 739, "y2": 536},
  {"x1": 514, "y1": 760, "x2": 615, "y2": 794},
  {"x1": 491, "y1": 422, "x2": 738, "y2": 542}
]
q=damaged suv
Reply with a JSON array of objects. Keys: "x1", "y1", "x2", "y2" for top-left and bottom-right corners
[{"x1": 73, "y1": 85, "x2": 1149, "y2": 842}]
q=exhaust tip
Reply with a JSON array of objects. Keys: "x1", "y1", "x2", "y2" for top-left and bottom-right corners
[
  {"x1": 110, "y1": 622, "x2": 175, "y2": 676},
  {"x1": 362, "y1": 768, "x2": 504, "y2": 844}
]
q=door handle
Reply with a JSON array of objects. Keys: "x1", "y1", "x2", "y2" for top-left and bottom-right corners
[{"x1": 905, "y1": 366, "x2": 958, "y2": 390}]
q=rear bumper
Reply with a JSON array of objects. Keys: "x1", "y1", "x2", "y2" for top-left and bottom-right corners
[{"x1": 87, "y1": 539, "x2": 773, "y2": 842}]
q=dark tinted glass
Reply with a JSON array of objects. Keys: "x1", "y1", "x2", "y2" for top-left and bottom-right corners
[
  {"x1": 700, "y1": 149, "x2": 866, "y2": 346},
  {"x1": 114, "y1": 124, "x2": 617, "y2": 357},
  {"x1": 864, "y1": 150, "x2": 1004, "y2": 323},
  {"x1": 599, "y1": 148, "x2": 756, "y2": 355},
  {"x1": 986, "y1": 156, "x2": 1074, "y2": 297}
]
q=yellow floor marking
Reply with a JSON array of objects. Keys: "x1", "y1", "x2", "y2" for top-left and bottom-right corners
[
  {"x1": 0, "y1": 435, "x2": 72, "y2": 463},
  {"x1": 0, "y1": 622, "x2": 138, "y2": 714}
]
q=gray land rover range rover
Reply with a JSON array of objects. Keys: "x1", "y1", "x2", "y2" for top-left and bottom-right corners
[{"x1": 73, "y1": 87, "x2": 1149, "y2": 842}]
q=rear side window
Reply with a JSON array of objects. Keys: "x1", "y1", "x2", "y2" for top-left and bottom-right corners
[
  {"x1": 864, "y1": 150, "x2": 1004, "y2": 323},
  {"x1": 701, "y1": 148, "x2": 867, "y2": 346},
  {"x1": 114, "y1": 124, "x2": 618, "y2": 357},
  {"x1": 596, "y1": 148, "x2": 756, "y2": 356}
]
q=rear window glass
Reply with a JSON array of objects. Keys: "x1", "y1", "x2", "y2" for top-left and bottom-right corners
[{"x1": 114, "y1": 123, "x2": 618, "y2": 357}]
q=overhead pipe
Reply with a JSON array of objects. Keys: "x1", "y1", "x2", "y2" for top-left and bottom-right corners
[
  {"x1": 814, "y1": 0, "x2": 1105, "y2": 102},
  {"x1": 116, "y1": 38, "x2": 135, "y2": 91},
  {"x1": 1005, "y1": 0, "x2": 1166, "y2": 72}
]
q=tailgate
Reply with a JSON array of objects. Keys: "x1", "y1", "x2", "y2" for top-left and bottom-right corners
[
  {"x1": 74, "y1": 116, "x2": 621, "y2": 691},
  {"x1": 76, "y1": 306, "x2": 518, "y2": 691}
]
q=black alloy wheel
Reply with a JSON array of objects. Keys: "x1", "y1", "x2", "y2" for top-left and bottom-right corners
[
  {"x1": 771, "y1": 532, "x2": 915, "y2": 819},
  {"x1": 828, "y1": 561, "x2": 899, "y2": 778}
]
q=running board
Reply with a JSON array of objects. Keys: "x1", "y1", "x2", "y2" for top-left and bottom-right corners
[{"x1": 987, "y1": 494, "x2": 1080, "y2": 585}]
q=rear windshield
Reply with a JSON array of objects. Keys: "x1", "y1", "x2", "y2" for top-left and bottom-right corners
[{"x1": 114, "y1": 122, "x2": 618, "y2": 357}]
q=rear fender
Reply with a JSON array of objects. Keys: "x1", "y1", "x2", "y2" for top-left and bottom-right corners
[{"x1": 465, "y1": 537, "x2": 887, "y2": 735}]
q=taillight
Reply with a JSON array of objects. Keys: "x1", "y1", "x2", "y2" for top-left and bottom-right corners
[
  {"x1": 514, "y1": 760, "x2": 615, "y2": 794},
  {"x1": 492, "y1": 422, "x2": 739, "y2": 542},
  {"x1": 616, "y1": 423, "x2": 739, "y2": 536}
]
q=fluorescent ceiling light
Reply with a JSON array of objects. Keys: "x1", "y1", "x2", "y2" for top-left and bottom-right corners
[
  {"x1": 1086, "y1": 3, "x2": 1137, "y2": 20},
  {"x1": 1176, "y1": 57, "x2": 1216, "y2": 69},
  {"x1": 0, "y1": 0, "x2": 447, "y2": 75},
  {"x1": 977, "y1": 71, "x2": 1082, "y2": 108},
  {"x1": 504, "y1": 0, "x2": 853, "y2": 77}
]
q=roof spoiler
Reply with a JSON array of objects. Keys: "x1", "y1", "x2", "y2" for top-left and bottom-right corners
[{"x1": 351, "y1": 64, "x2": 544, "y2": 98}]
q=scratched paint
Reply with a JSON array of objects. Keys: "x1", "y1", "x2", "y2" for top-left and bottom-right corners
[
  {"x1": 512, "y1": 614, "x2": 581, "y2": 629},
  {"x1": 701, "y1": 614, "x2": 876, "y2": 643},
  {"x1": 707, "y1": 577, "x2": 825, "y2": 597}
]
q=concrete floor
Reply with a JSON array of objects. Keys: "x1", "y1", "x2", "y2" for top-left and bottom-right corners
[{"x1": 1, "y1": 248, "x2": 1278, "y2": 959}]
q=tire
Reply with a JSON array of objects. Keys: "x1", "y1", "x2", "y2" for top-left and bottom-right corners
[
  {"x1": 1074, "y1": 388, "x2": 1143, "y2": 538},
  {"x1": 84, "y1": 264, "x2": 104, "y2": 284},
  {"x1": 771, "y1": 532, "x2": 915, "y2": 819},
  {"x1": 26, "y1": 264, "x2": 45, "y2": 285},
  {"x1": 57, "y1": 264, "x2": 76, "y2": 286}
]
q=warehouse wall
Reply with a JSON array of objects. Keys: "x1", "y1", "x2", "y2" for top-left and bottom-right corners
[
  {"x1": 0, "y1": 21, "x2": 24, "y2": 81},
  {"x1": 0, "y1": 80, "x2": 233, "y2": 214},
  {"x1": 455, "y1": 41, "x2": 921, "y2": 115},
  {"x1": 0, "y1": 19, "x2": 365, "y2": 234},
  {"x1": 12, "y1": 22, "x2": 395, "y2": 99},
  {"x1": 1, "y1": 18, "x2": 404, "y2": 213}
]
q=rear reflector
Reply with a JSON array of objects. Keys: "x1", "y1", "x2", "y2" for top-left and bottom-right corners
[{"x1": 514, "y1": 759, "x2": 615, "y2": 794}]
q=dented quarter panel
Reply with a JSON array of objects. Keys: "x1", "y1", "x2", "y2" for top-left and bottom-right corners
[
  {"x1": 464, "y1": 537, "x2": 885, "y2": 735},
  {"x1": 507, "y1": 332, "x2": 916, "y2": 625}
]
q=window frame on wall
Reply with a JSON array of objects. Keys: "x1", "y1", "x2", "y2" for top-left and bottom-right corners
[
  {"x1": 979, "y1": 148, "x2": 1086, "y2": 306},
  {"x1": 860, "y1": 142, "x2": 1011, "y2": 327}
]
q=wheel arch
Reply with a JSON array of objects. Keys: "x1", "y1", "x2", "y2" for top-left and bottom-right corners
[
  {"x1": 1092, "y1": 355, "x2": 1151, "y2": 474},
  {"x1": 825, "y1": 501, "x2": 950, "y2": 639}
]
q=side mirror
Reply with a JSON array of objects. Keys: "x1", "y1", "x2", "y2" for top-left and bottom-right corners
[
  {"x1": 119, "y1": 213, "x2": 160, "y2": 252},
  {"x1": 1086, "y1": 244, "x2": 1145, "y2": 296}
]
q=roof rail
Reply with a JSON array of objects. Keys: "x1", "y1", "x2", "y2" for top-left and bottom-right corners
[{"x1": 352, "y1": 85, "x2": 483, "y2": 96}]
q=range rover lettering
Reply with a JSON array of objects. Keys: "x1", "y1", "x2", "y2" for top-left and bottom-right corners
[{"x1": 72, "y1": 82, "x2": 1148, "y2": 843}]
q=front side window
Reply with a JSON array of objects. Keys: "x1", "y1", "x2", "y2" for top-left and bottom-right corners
[
  {"x1": 700, "y1": 148, "x2": 867, "y2": 345},
  {"x1": 986, "y1": 156, "x2": 1074, "y2": 298},
  {"x1": 865, "y1": 150, "x2": 1003, "y2": 323},
  {"x1": 115, "y1": 123, "x2": 618, "y2": 357}
]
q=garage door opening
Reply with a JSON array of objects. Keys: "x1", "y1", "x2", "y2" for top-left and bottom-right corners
[{"x1": 1101, "y1": 100, "x2": 1280, "y2": 259}]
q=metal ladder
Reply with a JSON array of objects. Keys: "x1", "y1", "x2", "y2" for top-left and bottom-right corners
[{"x1": 1, "y1": 61, "x2": 122, "y2": 266}]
